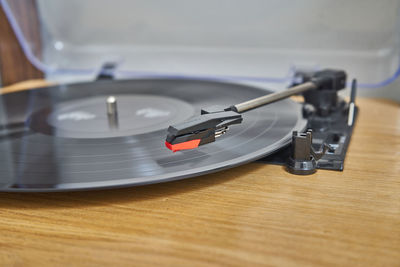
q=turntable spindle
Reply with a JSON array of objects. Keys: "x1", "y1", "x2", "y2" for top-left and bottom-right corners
[
  {"x1": 106, "y1": 96, "x2": 118, "y2": 115},
  {"x1": 106, "y1": 96, "x2": 119, "y2": 128}
]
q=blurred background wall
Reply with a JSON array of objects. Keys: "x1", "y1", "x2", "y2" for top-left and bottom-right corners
[{"x1": 2, "y1": 0, "x2": 400, "y2": 101}]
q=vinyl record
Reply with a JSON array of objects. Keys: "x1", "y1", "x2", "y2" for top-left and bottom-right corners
[{"x1": 0, "y1": 79, "x2": 306, "y2": 192}]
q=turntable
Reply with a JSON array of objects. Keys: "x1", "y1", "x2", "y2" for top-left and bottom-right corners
[
  {"x1": 0, "y1": 67, "x2": 358, "y2": 192},
  {"x1": 2, "y1": 1, "x2": 400, "y2": 266}
]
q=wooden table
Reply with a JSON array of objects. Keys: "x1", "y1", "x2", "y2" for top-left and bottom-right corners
[{"x1": 0, "y1": 81, "x2": 399, "y2": 266}]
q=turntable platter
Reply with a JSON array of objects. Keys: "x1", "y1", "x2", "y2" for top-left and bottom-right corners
[{"x1": 0, "y1": 79, "x2": 306, "y2": 192}]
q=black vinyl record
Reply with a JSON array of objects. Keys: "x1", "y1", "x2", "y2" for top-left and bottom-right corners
[{"x1": 0, "y1": 79, "x2": 306, "y2": 192}]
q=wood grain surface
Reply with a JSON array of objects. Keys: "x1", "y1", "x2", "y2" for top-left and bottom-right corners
[
  {"x1": 0, "y1": 81, "x2": 399, "y2": 266},
  {"x1": 0, "y1": 1, "x2": 43, "y2": 86}
]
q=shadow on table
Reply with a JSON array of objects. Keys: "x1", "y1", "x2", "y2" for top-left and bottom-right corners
[{"x1": 0, "y1": 163, "x2": 265, "y2": 209}]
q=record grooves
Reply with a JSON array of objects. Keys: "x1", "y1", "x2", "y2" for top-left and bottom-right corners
[{"x1": 0, "y1": 79, "x2": 306, "y2": 192}]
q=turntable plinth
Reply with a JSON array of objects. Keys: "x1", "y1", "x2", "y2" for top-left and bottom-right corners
[{"x1": 1, "y1": 80, "x2": 399, "y2": 266}]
